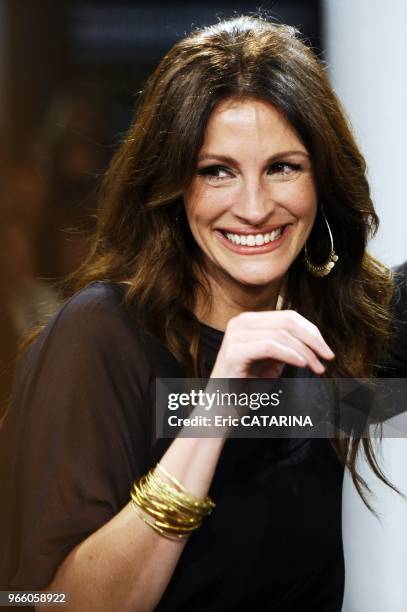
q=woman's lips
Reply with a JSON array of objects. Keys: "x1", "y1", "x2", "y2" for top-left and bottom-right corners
[{"x1": 214, "y1": 225, "x2": 291, "y2": 254}]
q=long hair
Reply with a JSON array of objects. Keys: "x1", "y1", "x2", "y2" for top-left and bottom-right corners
[{"x1": 24, "y1": 16, "x2": 397, "y2": 510}]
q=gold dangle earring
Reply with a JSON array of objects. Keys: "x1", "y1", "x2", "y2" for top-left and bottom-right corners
[{"x1": 303, "y1": 205, "x2": 338, "y2": 277}]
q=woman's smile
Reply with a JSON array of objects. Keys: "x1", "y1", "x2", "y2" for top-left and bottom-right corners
[{"x1": 214, "y1": 223, "x2": 291, "y2": 254}]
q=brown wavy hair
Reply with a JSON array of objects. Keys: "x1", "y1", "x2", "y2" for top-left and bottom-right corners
[{"x1": 25, "y1": 16, "x2": 399, "y2": 510}]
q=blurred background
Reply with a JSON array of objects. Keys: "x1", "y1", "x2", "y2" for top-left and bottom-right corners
[{"x1": 0, "y1": 1, "x2": 406, "y2": 610}]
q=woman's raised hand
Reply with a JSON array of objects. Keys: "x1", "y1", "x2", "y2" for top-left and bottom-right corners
[{"x1": 210, "y1": 310, "x2": 335, "y2": 379}]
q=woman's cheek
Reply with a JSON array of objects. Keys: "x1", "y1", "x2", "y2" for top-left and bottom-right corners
[
  {"x1": 277, "y1": 181, "x2": 317, "y2": 216},
  {"x1": 188, "y1": 190, "x2": 231, "y2": 222}
]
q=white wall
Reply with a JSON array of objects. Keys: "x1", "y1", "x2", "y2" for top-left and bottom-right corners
[
  {"x1": 323, "y1": 0, "x2": 407, "y2": 267},
  {"x1": 323, "y1": 1, "x2": 407, "y2": 610},
  {"x1": 341, "y1": 438, "x2": 407, "y2": 611}
]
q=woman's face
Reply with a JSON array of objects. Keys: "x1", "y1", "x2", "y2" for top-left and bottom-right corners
[{"x1": 183, "y1": 97, "x2": 318, "y2": 292}]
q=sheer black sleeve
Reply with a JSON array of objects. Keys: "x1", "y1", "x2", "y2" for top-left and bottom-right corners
[{"x1": 0, "y1": 282, "x2": 157, "y2": 591}]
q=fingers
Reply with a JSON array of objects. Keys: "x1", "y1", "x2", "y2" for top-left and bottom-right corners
[
  {"x1": 227, "y1": 330, "x2": 323, "y2": 374},
  {"x1": 212, "y1": 310, "x2": 336, "y2": 379},
  {"x1": 229, "y1": 311, "x2": 335, "y2": 362},
  {"x1": 283, "y1": 312, "x2": 334, "y2": 362},
  {"x1": 237, "y1": 339, "x2": 309, "y2": 372}
]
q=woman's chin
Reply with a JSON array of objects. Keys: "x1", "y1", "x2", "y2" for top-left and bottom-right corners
[{"x1": 227, "y1": 270, "x2": 286, "y2": 289}]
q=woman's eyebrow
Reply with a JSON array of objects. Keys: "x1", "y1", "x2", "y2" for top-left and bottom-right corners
[{"x1": 197, "y1": 150, "x2": 310, "y2": 164}]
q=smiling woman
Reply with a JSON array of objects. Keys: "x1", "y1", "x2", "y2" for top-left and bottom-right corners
[
  {"x1": 0, "y1": 14, "x2": 401, "y2": 612},
  {"x1": 184, "y1": 97, "x2": 317, "y2": 326}
]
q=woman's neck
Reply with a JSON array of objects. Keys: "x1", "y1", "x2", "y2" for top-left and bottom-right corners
[{"x1": 195, "y1": 272, "x2": 285, "y2": 332}]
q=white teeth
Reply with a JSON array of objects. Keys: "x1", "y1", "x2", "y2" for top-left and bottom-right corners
[
  {"x1": 224, "y1": 228, "x2": 284, "y2": 247},
  {"x1": 270, "y1": 228, "x2": 283, "y2": 241}
]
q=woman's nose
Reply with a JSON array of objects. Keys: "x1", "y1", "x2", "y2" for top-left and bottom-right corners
[{"x1": 231, "y1": 179, "x2": 277, "y2": 225}]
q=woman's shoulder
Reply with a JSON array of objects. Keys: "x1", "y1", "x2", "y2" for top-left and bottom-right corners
[
  {"x1": 22, "y1": 281, "x2": 134, "y2": 362},
  {"x1": 42, "y1": 280, "x2": 150, "y2": 339},
  {"x1": 20, "y1": 280, "x2": 182, "y2": 380},
  {"x1": 51, "y1": 281, "x2": 129, "y2": 328}
]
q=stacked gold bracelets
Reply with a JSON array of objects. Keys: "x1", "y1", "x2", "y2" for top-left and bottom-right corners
[{"x1": 130, "y1": 462, "x2": 216, "y2": 541}]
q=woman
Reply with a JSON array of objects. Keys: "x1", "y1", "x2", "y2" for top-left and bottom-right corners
[{"x1": 0, "y1": 15, "x2": 400, "y2": 611}]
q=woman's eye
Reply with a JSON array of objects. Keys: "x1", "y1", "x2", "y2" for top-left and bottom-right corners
[
  {"x1": 197, "y1": 165, "x2": 232, "y2": 180},
  {"x1": 268, "y1": 162, "x2": 302, "y2": 177}
]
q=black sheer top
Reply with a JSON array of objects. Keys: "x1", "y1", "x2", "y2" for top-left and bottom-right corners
[{"x1": 2, "y1": 269, "x2": 405, "y2": 610}]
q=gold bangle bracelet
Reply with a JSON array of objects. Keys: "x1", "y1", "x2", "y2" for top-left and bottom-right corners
[
  {"x1": 131, "y1": 490, "x2": 202, "y2": 533},
  {"x1": 130, "y1": 500, "x2": 194, "y2": 541},
  {"x1": 137, "y1": 472, "x2": 212, "y2": 517},
  {"x1": 155, "y1": 463, "x2": 215, "y2": 510},
  {"x1": 148, "y1": 471, "x2": 215, "y2": 514},
  {"x1": 136, "y1": 474, "x2": 200, "y2": 515},
  {"x1": 129, "y1": 465, "x2": 215, "y2": 540},
  {"x1": 131, "y1": 486, "x2": 198, "y2": 526},
  {"x1": 131, "y1": 478, "x2": 204, "y2": 527}
]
